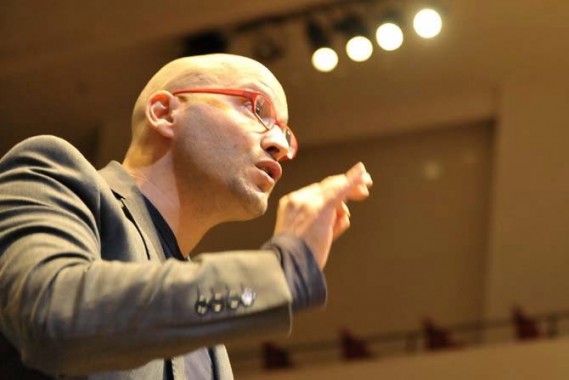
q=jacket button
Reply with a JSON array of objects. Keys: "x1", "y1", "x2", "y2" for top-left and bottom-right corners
[
  {"x1": 211, "y1": 293, "x2": 225, "y2": 313},
  {"x1": 241, "y1": 288, "x2": 256, "y2": 307},
  {"x1": 227, "y1": 292, "x2": 241, "y2": 310},
  {"x1": 195, "y1": 295, "x2": 210, "y2": 315}
]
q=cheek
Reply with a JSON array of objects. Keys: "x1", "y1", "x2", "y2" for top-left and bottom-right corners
[
  {"x1": 176, "y1": 107, "x2": 259, "y2": 167},
  {"x1": 201, "y1": 110, "x2": 261, "y2": 155}
]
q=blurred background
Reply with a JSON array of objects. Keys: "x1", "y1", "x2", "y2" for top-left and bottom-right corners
[{"x1": 3, "y1": 0, "x2": 569, "y2": 378}]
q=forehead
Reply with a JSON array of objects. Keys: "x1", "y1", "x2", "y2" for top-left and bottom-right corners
[{"x1": 168, "y1": 55, "x2": 289, "y2": 120}]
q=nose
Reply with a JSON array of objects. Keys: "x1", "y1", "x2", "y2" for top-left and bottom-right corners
[{"x1": 260, "y1": 126, "x2": 291, "y2": 162}]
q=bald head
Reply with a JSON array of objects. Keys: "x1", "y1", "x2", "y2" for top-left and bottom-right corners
[{"x1": 130, "y1": 54, "x2": 287, "y2": 142}]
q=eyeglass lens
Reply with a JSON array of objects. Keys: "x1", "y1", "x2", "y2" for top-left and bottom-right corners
[
  {"x1": 254, "y1": 96, "x2": 273, "y2": 127},
  {"x1": 254, "y1": 95, "x2": 292, "y2": 146}
]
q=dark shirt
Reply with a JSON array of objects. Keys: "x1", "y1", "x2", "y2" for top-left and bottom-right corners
[{"x1": 144, "y1": 197, "x2": 216, "y2": 380}]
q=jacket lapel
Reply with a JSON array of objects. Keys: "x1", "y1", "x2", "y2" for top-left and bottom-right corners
[
  {"x1": 99, "y1": 161, "x2": 166, "y2": 262},
  {"x1": 212, "y1": 345, "x2": 233, "y2": 380}
]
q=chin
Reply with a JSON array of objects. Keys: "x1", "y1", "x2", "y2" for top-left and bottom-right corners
[
  {"x1": 229, "y1": 203, "x2": 266, "y2": 223},
  {"x1": 239, "y1": 189, "x2": 271, "y2": 220},
  {"x1": 227, "y1": 178, "x2": 270, "y2": 220},
  {"x1": 244, "y1": 195, "x2": 269, "y2": 219}
]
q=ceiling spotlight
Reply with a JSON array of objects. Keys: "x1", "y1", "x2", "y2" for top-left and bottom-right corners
[
  {"x1": 335, "y1": 13, "x2": 373, "y2": 62},
  {"x1": 254, "y1": 35, "x2": 284, "y2": 63},
  {"x1": 376, "y1": 22, "x2": 404, "y2": 51},
  {"x1": 306, "y1": 19, "x2": 339, "y2": 72},
  {"x1": 250, "y1": 21, "x2": 286, "y2": 63},
  {"x1": 413, "y1": 8, "x2": 443, "y2": 39},
  {"x1": 312, "y1": 47, "x2": 339, "y2": 72},
  {"x1": 182, "y1": 30, "x2": 228, "y2": 56},
  {"x1": 346, "y1": 36, "x2": 373, "y2": 62}
]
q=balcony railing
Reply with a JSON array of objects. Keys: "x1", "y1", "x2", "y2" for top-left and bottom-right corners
[{"x1": 229, "y1": 309, "x2": 569, "y2": 373}]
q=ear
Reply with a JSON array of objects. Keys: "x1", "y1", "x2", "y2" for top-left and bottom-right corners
[{"x1": 145, "y1": 90, "x2": 179, "y2": 139}]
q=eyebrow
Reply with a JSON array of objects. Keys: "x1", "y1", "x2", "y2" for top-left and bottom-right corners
[{"x1": 239, "y1": 82, "x2": 274, "y2": 98}]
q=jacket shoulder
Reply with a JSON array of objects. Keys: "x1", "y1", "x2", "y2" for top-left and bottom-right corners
[
  {"x1": 0, "y1": 135, "x2": 102, "y2": 185},
  {"x1": 1, "y1": 135, "x2": 92, "y2": 169}
]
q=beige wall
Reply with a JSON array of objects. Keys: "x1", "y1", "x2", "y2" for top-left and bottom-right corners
[{"x1": 485, "y1": 80, "x2": 569, "y2": 319}]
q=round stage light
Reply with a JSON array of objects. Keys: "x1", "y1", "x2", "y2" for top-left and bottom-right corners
[
  {"x1": 346, "y1": 36, "x2": 373, "y2": 62},
  {"x1": 376, "y1": 22, "x2": 404, "y2": 51},
  {"x1": 312, "y1": 47, "x2": 339, "y2": 72},
  {"x1": 413, "y1": 8, "x2": 442, "y2": 39}
]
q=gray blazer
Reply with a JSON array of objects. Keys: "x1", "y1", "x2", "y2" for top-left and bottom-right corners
[{"x1": 0, "y1": 136, "x2": 324, "y2": 379}]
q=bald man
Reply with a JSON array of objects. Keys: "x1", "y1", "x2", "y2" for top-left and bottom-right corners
[{"x1": 0, "y1": 54, "x2": 372, "y2": 380}]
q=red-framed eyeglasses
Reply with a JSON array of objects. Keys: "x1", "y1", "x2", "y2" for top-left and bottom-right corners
[{"x1": 171, "y1": 88, "x2": 298, "y2": 160}]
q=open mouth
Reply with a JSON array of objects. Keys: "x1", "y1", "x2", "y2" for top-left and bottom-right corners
[{"x1": 256, "y1": 160, "x2": 282, "y2": 183}]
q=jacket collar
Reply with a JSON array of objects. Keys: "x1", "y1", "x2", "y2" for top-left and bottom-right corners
[{"x1": 99, "y1": 161, "x2": 166, "y2": 262}]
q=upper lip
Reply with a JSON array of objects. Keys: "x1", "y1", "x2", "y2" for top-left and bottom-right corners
[{"x1": 256, "y1": 159, "x2": 282, "y2": 183}]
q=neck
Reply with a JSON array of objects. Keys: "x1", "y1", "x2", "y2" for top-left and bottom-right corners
[{"x1": 123, "y1": 151, "x2": 219, "y2": 256}]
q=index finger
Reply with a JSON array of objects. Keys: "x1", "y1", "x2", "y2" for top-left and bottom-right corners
[
  {"x1": 320, "y1": 162, "x2": 372, "y2": 204},
  {"x1": 346, "y1": 162, "x2": 373, "y2": 201}
]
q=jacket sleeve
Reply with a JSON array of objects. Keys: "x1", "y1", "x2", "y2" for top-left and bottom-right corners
[{"x1": 0, "y1": 136, "x2": 326, "y2": 376}]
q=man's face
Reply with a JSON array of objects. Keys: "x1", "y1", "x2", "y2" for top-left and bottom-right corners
[{"x1": 171, "y1": 61, "x2": 291, "y2": 222}]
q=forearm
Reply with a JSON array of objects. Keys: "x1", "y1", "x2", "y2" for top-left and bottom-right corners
[
  {"x1": 1, "y1": 248, "x2": 292, "y2": 375},
  {"x1": 262, "y1": 234, "x2": 327, "y2": 311}
]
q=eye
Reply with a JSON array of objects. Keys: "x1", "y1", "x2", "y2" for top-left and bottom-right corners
[
  {"x1": 254, "y1": 102, "x2": 263, "y2": 116},
  {"x1": 254, "y1": 96, "x2": 275, "y2": 125},
  {"x1": 240, "y1": 100, "x2": 258, "y2": 119},
  {"x1": 254, "y1": 97, "x2": 267, "y2": 117},
  {"x1": 242, "y1": 99, "x2": 253, "y2": 110}
]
